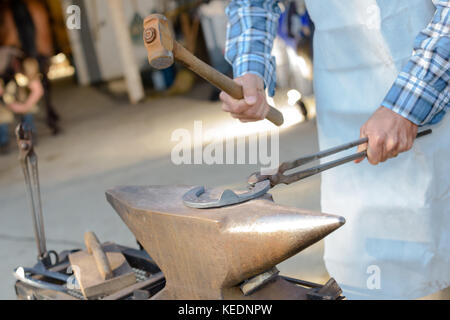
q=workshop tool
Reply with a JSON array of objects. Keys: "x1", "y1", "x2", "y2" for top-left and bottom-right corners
[
  {"x1": 183, "y1": 129, "x2": 433, "y2": 208},
  {"x1": 143, "y1": 14, "x2": 284, "y2": 126},
  {"x1": 102, "y1": 272, "x2": 165, "y2": 300},
  {"x1": 306, "y1": 278, "x2": 343, "y2": 300},
  {"x1": 68, "y1": 232, "x2": 136, "y2": 299},
  {"x1": 13, "y1": 263, "x2": 80, "y2": 292},
  {"x1": 14, "y1": 243, "x2": 167, "y2": 300},
  {"x1": 15, "y1": 123, "x2": 58, "y2": 267},
  {"x1": 13, "y1": 267, "x2": 69, "y2": 293},
  {"x1": 15, "y1": 265, "x2": 73, "y2": 283},
  {"x1": 106, "y1": 185, "x2": 345, "y2": 299}
]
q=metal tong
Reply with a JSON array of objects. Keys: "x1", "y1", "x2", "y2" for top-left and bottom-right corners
[
  {"x1": 183, "y1": 129, "x2": 432, "y2": 209},
  {"x1": 15, "y1": 123, "x2": 57, "y2": 267},
  {"x1": 248, "y1": 129, "x2": 432, "y2": 187}
]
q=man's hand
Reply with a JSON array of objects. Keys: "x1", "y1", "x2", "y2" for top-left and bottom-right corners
[
  {"x1": 219, "y1": 74, "x2": 269, "y2": 122},
  {"x1": 8, "y1": 102, "x2": 31, "y2": 114},
  {"x1": 355, "y1": 106, "x2": 418, "y2": 165},
  {"x1": 7, "y1": 79, "x2": 43, "y2": 114}
]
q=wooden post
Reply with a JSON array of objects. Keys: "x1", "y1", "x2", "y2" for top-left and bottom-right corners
[{"x1": 107, "y1": 0, "x2": 144, "y2": 104}]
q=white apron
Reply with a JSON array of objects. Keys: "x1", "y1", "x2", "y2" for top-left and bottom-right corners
[{"x1": 304, "y1": 0, "x2": 450, "y2": 299}]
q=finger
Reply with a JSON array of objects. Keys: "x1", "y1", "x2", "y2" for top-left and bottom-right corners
[
  {"x1": 355, "y1": 128, "x2": 368, "y2": 164},
  {"x1": 243, "y1": 86, "x2": 258, "y2": 106},
  {"x1": 219, "y1": 91, "x2": 239, "y2": 108},
  {"x1": 220, "y1": 92, "x2": 251, "y2": 114},
  {"x1": 230, "y1": 112, "x2": 255, "y2": 121},
  {"x1": 398, "y1": 135, "x2": 412, "y2": 153},
  {"x1": 260, "y1": 103, "x2": 269, "y2": 119},
  {"x1": 240, "y1": 101, "x2": 266, "y2": 120},
  {"x1": 367, "y1": 134, "x2": 385, "y2": 165},
  {"x1": 254, "y1": 102, "x2": 269, "y2": 120},
  {"x1": 238, "y1": 112, "x2": 266, "y2": 122},
  {"x1": 231, "y1": 112, "x2": 259, "y2": 121},
  {"x1": 406, "y1": 136, "x2": 414, "y2": 151},
  {"x1": 385, "y1": 136, "x2": 399, "y2": 159},
  {"x1": 367, "y1": 146, "x2": 379, "y2": 165},
  {"x1": 403, "y1": 130, "x2": 416, "y2": 152},
  {"x1": 241, "y1": 76, "x2": 261, "y2": 106},
  {"x1": 355, "y1": 143, "x2": 367, "y2": 163},
  {"x1": 222, "y1": 102, "x2": 231, "y2": 112}
]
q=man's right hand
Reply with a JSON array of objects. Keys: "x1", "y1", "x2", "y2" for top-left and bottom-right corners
[
  {"x1": 219, "y1": 73, "x2": 269, "y2": 122},
  {"x1": 7, "y1": 79, "x2": 43, "y2": 114}
]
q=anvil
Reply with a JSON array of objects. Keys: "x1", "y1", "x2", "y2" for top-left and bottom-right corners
[{"x1": 106, "y1": 185, "x2": 345, "y2": 299}]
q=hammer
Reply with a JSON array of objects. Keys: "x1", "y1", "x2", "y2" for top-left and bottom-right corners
[{"x1": 143, "y1": 14, "x2": 284, "y2": 126}]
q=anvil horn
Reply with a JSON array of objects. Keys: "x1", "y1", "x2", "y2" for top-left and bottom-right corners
[{"x1": 106, "y1": 185, "x2": 345, "y2": 299}]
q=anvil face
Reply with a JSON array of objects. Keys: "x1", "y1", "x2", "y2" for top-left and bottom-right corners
[{"x1": 106, "y1": 185, "x2": 345, "y2": 299}]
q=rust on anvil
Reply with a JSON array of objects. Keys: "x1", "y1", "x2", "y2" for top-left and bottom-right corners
[{"x1": 106, "y1": 185, "x2": 345, "y2": 300}]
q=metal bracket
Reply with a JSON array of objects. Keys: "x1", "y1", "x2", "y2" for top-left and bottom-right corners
[
  {"x1": 306, "y1": 278, "x2": 343, "y2": 300},
  {"x1": 240, "y1": 267, "x2": 279, "y2": 296}
]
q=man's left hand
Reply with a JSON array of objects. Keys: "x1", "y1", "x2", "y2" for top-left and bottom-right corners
[{"x1": 355, "y1": 106, "x2": 418, "y2": 165}]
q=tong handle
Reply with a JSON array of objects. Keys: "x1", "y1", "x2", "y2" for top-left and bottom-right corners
[
  {"x1": 282, "y1": 129, "x2": 432, "y2": 184},
  {"x1": 357, "y1": 128, "x2": 432, "y2": 146},
  {"x1": 250, "y1": 129, "x2": 432, "y2": 186}
]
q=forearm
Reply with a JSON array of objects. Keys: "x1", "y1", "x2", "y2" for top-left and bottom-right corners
[
  {"x1": 23, "y1": 79, "x2": 43, "y2": 111},
  {"x1": 225, "y1": 0, "x2": 281, "y2": 96},
  {"x1": 381, "y1": 0, "x2": 449, "y2": 126}
]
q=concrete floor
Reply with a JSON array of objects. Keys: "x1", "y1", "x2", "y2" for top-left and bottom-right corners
[{"x1": 0, "y1": 81, "x2": 328, "y2": 299}]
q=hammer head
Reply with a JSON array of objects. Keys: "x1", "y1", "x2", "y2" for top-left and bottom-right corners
[{"x1": 143, "y1": 14, "x2": 174, "y2": 70}]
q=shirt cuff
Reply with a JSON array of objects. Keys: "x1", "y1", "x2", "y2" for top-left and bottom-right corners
[
  {"x1": 381, "y1": 72, "x2": 447, "y2": 126},
  {"x1": 231, "y1": 53, "x2": 277, "y2": 97}
]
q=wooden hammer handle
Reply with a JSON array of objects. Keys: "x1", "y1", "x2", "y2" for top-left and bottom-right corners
[
  {"x1": 84, "y1": 231, "x2": 113, "y2": 280},
  {"x1": 173, "y1": 42, "x2": 284, "y2": 126}
]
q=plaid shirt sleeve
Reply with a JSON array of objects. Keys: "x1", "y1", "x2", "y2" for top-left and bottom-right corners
[
  {"x1": 225, "y1": 0, "x2": 281, "y2": 97},
  {"x1": 382, "y1": 0, "x2": 450, "y2": 126}
]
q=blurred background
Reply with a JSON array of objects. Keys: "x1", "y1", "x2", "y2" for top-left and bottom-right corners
[{"x1": 0, "y1": 0, "x2": 335, "y2": 299}]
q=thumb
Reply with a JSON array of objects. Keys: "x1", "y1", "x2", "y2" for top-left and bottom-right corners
[{"x1": 241, "y1": 78, "x2": 259, "y2": 106}]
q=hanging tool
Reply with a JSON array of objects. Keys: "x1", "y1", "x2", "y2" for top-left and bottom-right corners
[
  {"x1": 142, "y1": 14, "x2": 284, "y2": 126},
  {"x1": 183, "y1": 129, "x2": 432, "y2": 208},
  {"x1": 15, "y1": 123, "x2": 57, "y2": 267},
  {"x1": 68, "y1": 232, "x2": 136, "y2": 299}
]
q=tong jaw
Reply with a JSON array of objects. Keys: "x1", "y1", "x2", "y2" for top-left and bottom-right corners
[{"x1": 16, "y1": 123, "x2": 33, "y2": 160}]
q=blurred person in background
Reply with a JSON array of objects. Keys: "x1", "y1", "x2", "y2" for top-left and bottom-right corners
[
  {"x1": 0, "y1": 1, "x2": 44, "y2": 154},
  {"x1": 0, "y1": 0, "x2": 60, "y2": 136},
  {"x1": 221, "y1": 0, "x2": 449, "y2": 299}
]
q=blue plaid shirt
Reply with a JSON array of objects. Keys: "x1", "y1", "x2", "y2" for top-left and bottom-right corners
[{"x1": 225, "y1": 0, "x2": 449, "y2": 126}]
